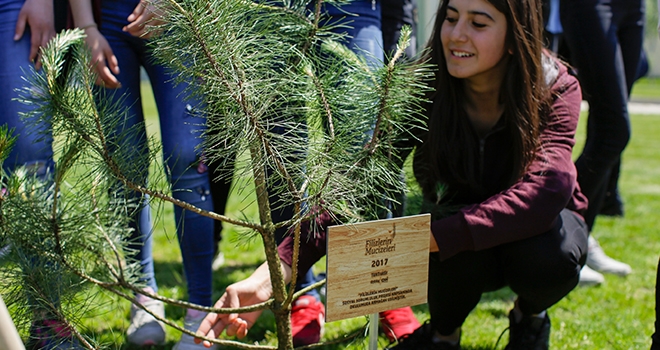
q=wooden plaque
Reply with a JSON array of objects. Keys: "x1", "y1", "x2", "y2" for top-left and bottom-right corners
[{"x1": 325, "y1": 214, "x2": 430, "y2": 322}]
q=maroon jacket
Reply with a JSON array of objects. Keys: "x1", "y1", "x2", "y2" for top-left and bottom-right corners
[
  {"x1": 426, "y1": 55, "x2": 587, "y2": 260},
  {"x1": 280, "y1": 55, "x2": 587, "y2": 273}
]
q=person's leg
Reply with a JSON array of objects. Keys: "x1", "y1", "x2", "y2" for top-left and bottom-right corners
[
  {"x1": 99, "y1": 0, "x2": 158, "y2": 294},
  {"x1": 0, "y1": 2, "x2": 81, "y2": 348},
  {"x1": 503, "y1": 209, "x2": 588, "y2": 313},
  {"x1": 501, "y1": 209, "x2": 588, "y2": 349},
  {"x1": 0, "y1": 3, "x2": 54, "y2": 176},
  {"x1": 382, "y1": 0, "x2": 417, "y2": 60},
  {"x1": 386, "y1": 249, "x2": 499, "y2": 349},
  {"x1": 283, "y1": 2, "x2": 386, "y2": 346},
  {"x1": 98, "y1": 2, "x2": 165, "y2": 345},
  {"x1": 379, "y1": 1, "x2": 422, "y2": 342},
  {"x1": 561, "y1": 0, "x2": 642, "y2": 281},
  {"x1": 430, "y1": 249, "x2": 502, "y2": 335},
  {"x1": 142, "y1": 28, "x2": 218, "y2": 350},
  {"x1": 150, "y1": 69, "x2": 215, "y2": 309},
  {"x1": 600, "y1": 159, "x2": 624, "y2": 217},
  {"x1": 207, "y1": 156, "x2": 233, "y2": 270},
  {"x1": 601, "y1": 2, "x2": 646, "y2": 219},
  {"x1": 325, "y1": 0, "x2": 384, "y2": 67},
  {"x1": 599, "y1": 0, "x2": 646, "y2": 217},
  {"x1": 560, "y1": 0, "x2": 639, "y2": 229}
]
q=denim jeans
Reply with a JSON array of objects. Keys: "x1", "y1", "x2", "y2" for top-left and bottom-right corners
[
  {"x1": 0, "y1": 0, "x2": 54, "y2": 175},
  {"x1": 324, "y1": 0, "x2": 383, "y2": 68},
  {"x1": 382, "y1": 0, "x2": 416, "y2": 59},
  {"x1": 560, "y1": 0, "x2": 645, "y2": 229},
  {"x1": 100, "y1": 0, "x2": 216, "y2": 306}
]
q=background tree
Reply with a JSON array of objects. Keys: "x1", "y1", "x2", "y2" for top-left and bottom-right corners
[{"x1": 0, "y1": 0, "x2": 431, "y2": 348}]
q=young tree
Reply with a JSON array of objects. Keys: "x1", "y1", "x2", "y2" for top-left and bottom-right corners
[{"x1": 0, "y1": 1, "x2": 431, "y2": 348}]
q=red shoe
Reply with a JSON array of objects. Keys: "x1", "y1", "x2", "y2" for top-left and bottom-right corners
[
  {"x1": 380, "y1": 307, "x2": 421, "y2": 342},
  {"x1": 291, "y1": 295, "x2": 325, "y2": 346}
]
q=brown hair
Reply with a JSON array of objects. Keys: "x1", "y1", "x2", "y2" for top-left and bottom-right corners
[{"x1": 414, "y1": 0, "x2": 549, "y2": 198}]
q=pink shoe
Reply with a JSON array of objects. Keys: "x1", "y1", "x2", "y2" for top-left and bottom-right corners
[
  {"x1": 380, "y1": 307, "x2": 421, "y2": 342},
  {"x1": 291, "y1": 295, "x2": 325, "y2": 346}
]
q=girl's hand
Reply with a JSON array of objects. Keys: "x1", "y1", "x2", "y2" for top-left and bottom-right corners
[
  {"x1": 123, "y1": 0, "x2": 164, "y2": 39},
  {"x1": 195, "y1": 261, "x2": 283, "y2": 347},
  {"x1": 194, "y1": 280, "x2": 267, "y2": 345},
  {"x1": 14, "y1": 0, "x2": 55, "y2": 69},
  {"x1": 83, "y1": 27, "x2": 121, "y2": 88}
]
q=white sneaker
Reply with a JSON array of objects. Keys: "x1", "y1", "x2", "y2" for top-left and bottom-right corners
[
  {"x1": 586, "y1": 236, "x2": 632, "y2": 276},
  {"x1": 211, "y1": 252, "x2": 225, "y2": 271},
  {"x1": 579, "y1": 265, "x2": 605, "y2": 287},
  {"x1": 173, "y1": 312, "x2": 218, "y2": 350},
  {"x1": 126, "y1": 299, "x2": 166, "y2": 346}
]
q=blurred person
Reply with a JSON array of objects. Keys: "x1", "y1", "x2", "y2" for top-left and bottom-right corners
[
  {"x1": 0, "y1": 0, "x2": 86, "y2": 348},
  {"x1": 70, "y1": 0, "x2": 219, "y2": 347},
  {"x1": 559, "y1": 0, "x2": 643, "y2": 285}
]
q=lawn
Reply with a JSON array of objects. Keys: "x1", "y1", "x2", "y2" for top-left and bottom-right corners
[{"x1": 73, "y1": 77, "x2": 660, "y2": 349}]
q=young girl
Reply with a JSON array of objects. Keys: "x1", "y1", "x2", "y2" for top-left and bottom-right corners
[
  {"x1": 69, "y1": 1, "x2": 218, "y2": 348},
  {"x1": 387, "y1": 0, "x2": 589, "y2": 347},
  {"x1": 195, "y1": 0, "x2": 589, "y2": 348}
]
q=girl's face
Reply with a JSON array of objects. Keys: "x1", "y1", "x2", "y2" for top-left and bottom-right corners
[{"x1": 441, "y1": 0, "x2": 510, "y2": 83}]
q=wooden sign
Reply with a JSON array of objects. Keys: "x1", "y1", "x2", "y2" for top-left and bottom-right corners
[{"x1": 325, "y1": 214, "x2": 430, "y2": 322}]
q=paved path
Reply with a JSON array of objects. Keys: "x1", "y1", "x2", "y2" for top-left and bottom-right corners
[
  {"x1": 628, "y1": 101, "x2": 660, "y2": 115},
  {"x1": 581, "y1": 101, "x2": 660, "y2": 115}
]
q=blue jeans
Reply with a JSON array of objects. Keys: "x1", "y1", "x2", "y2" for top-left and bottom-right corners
[
  {"x1": 100, "y1": 0, "x2": 215, "y2": 306},
  {"x1": 324, "y1": 0, "x2": 383, "y2": 68},
  {"x1": 560, "y1": 0, "x2": 644, "y2": 229},
  {"x1": 0, "y1": 0, "x2": 54, "y2": 175}
]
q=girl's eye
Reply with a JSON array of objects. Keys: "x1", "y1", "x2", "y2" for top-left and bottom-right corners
[
  {"x1": 445, "y1": 17, "x2": 457, "y2": 24},
  {"x1": 473, "y1": 22, "x2": 486, "y2": 28}
]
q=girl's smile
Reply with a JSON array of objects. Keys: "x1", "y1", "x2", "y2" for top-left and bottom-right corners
[{"x1": 441, "y1": 0, "x2": 510, "y2": 86}]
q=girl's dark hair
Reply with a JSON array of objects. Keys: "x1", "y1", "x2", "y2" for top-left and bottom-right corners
[{"x1": 414, "y1": 0, "x2": 549, "y2": 198}]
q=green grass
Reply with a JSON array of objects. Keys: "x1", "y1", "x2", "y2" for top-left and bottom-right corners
[
  {"x1": 73, "y1": 81, "x2": 660, "y2": 349},
  {"x1": 631, "y1": 77, "x2": 660, "y2": 101}
]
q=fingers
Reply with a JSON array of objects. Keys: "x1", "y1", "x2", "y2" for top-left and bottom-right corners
[
  {"x1": 85, "y1": 32, "x2": 121, "y2": 88},
  {"x1": 96, "y1": 66, "x2": 121, "y2": 89},
  {"x1": 194, "y1": 293, "x2": 234, "y2": 344},
  {"x1": 29, "y1": 31, "x2": 42, "y2": 65},
  {"x1": 194, "y1": 312, "x2": 247, "y2": 347},
  {"x1": 31, "y1": 27, "x2": 55, "y2": 70},
  {"x1": 91, "y1": 53, "x2": 120, "y2": 89},
  {"x1": 199, "y1": 318, "x2": 247, "y2": 348},
  {"x1": 123, "y1": 1, "x2": 163, "y2": 39},
  {"x1": 104, "y1": 47, "x2": 121, "y2": 76},
  {"x1": 195, "y1": 312, "x2": 225, "y2": 341},
  {"x1": 15, "y1": 0, "x2": 56, "y2": 69},
  {"x1": 14, "y1": 10, "x2": 27, "y2": 42},
  {"x1": 123, "y1": 2, "x2": 149, "y2": 38},
  {"x1": 127, "y1": 1, "x2": 146, "y2": 23},
  {"x1": 224, "y1": 318, "x2": 249, "y2": 338}
]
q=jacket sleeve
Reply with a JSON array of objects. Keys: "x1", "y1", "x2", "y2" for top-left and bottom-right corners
[
  {"x1": 277, "y1": 210, "x2": 335, "y2": 280},
  {"x1": 432, "y1": 62, "x2": 583, "y2": 261}
]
